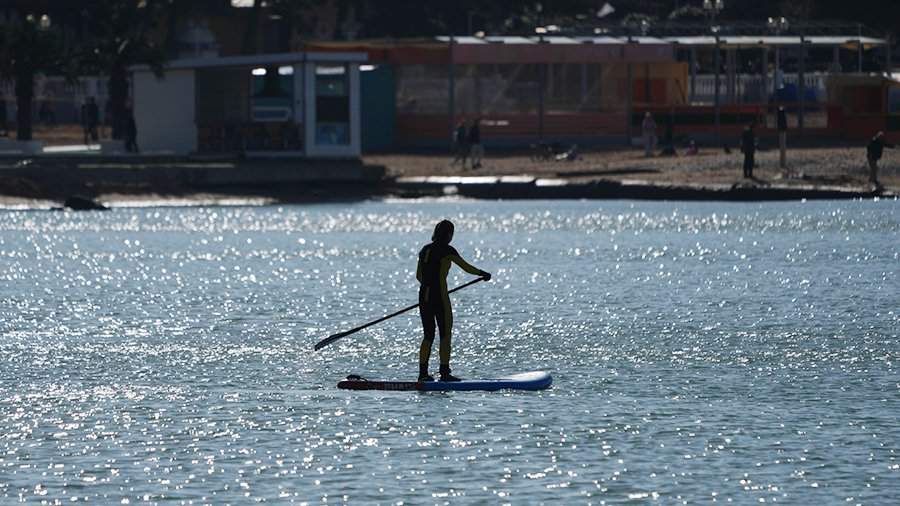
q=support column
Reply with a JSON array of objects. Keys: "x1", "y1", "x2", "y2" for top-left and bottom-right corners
[
  {"x1": 448, "y1": 35, "x2": 455, "y2": 152},
  {"x1": 474, "y1": 65, "x2": 482, "y2": 116},
  {"x1": 858, "y1": 41, "x2": 864, "y2": 72},
  {"x1": 798, "y1": 36, "x2": 806, "y2": 132},
  {"x1": 774, "y1": 45, "x2": 781, "y2": 92},
  {"x1": 581, "y1": 63, "x2": 588, "y2": 109},
  {"x1": 887, "y1": 32, "x2": 893, "y2": 76},
  {"x1": 858, "y1": 42, "x2": 864, "y2": 73},
  {"x1": 689, "y1": 47, "x2": 697, "y2": 103},
  {"x1": 644, "y1": 63, "x2": 651, "y2": 105},
  {"x1": 538, "y1": 62, "x2": 545, "y2": 142},
  {"x1": 726, "y1": 49, "x2": 736, "y2": 104},
  {"x1": 714, "y1": 38, "x2": 721, "y2": 143},
  {"x1": 538, "y1": 35, "x2": 546, "y2": 142},
  {"x1": 626, "y1": 61, "x2": 634, "y2": 145},
  {"x1": 547, "y1": 63, "x2": 555, "y2": 102},
  {"x1": 761, "y1": 47, "x2": 769, "y2": 105}
]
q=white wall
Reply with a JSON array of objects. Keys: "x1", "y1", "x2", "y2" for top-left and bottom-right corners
[{"x1": 133, "y1": 69, "x2": 197, "y2": 154}]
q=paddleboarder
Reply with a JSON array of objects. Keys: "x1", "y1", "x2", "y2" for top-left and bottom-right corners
[{"x1": 417, "y1": 220, "x2": 491, "y2": 382}]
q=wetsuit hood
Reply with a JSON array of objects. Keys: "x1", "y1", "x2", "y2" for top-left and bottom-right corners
[{"x1": 432, "y1": 220, "x2": 454, "y2": 245}]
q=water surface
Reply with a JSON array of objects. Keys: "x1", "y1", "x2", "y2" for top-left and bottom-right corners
[{"x1": 1, "y1": 199, "x2": 898, "y2": 504}]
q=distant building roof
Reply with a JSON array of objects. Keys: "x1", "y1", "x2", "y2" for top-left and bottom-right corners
[
  {"x1": 483, "y1": 36, "x2": 534, "y2": 44},
  {"x1": 298, "y1": 33, "x2": 888, "y2": 66},
  {"x1": 572, "y1": 36, "x2": 625, "y2": 45},
  {"x1": 132, "y1": 51, "x2": 367, "y2": 72},
  {"x1": 666, "y1": 35, "x2": 887, "y2": 48},
  {"x1": 437, "y1": 35, "x2": 671, "y2": 45},
  {"x1": 435, "y1": 34, "x2": 887, "y2": 49}
]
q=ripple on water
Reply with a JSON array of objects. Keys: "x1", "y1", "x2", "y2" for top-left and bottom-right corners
[{"x1": 1, "y1": 199, "x2": 898, "y2": 503}]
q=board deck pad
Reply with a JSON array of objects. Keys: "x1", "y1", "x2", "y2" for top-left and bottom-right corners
[{"x1": 337, "y1": 371, "x2": 552, "y2": 392}]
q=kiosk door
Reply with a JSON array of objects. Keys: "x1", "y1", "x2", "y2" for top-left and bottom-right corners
[{"x1": 304, "y1": 63, "x2": 360, "y2": 157}]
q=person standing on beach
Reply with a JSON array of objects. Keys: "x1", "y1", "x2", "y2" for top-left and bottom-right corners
[
  {"x1": 124, "y1": 106, "x2": 139, "y2": 153},
  {"x1": 0, "y1": 96, "x2": 7, "y2": 137},
  {"x1": 741, "y1": 123, "x2": 757, "y2": 179},
  {"x1": 467, "y1": 118, "x2": 483, "y2": 169},
  {"x1": 777, "y1": 106, "x2": 788, "y2": 173},
  {"x1": 416, "y1": 220, "x2": 491, "y2": 382},
  {"x1": 81, "y1": 97, "x2": 99, "y2": 145},
  {"x1": 451, "y1": 120, "x2": 468, "y2": 168},
  {"x1": 642, "y1": 112, "x2": 657, "y2": 157},
  {"x1": 866, "y1": 131, "x2": 894, "y2": 187}
]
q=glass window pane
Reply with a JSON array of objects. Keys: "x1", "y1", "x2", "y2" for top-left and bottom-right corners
[{"x1": 315, "y1": 64, "x2": 350, "y2": 145}]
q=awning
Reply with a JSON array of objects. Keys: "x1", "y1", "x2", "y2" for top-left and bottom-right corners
[{"x1": 132, "y1": 51, "x2": 368, "y2": 72}]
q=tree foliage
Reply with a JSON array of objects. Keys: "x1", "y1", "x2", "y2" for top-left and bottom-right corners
[
  {"x1": 0, "y1": 1, "x2": 168, "y2": 140},
  {"x1": 0, "y1": 11, "x2": 75, "y2": 140},
  {"x1": 347, "y1": 0, "x2": 896, "y2": 37},
  {"x1": 0, "y1": 0, "x2": 894, "y2": 143},
  {"x1": 73, "y1": 0, "x2": 168, "y2": 139}
]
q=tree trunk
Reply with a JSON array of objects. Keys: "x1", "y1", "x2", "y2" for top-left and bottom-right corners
[
  {"x1": 108, "y1": 66, "x2": 129, "y2": 140},
  {"x1": 14, "y1": 68, "x2": 34, "y2": 141},
  {"x1": 165, "y1": 0, "x2": 180, "y2": 57},
  {"x1": 241, "y1": 0, "x2": 261, "y2": 54}
]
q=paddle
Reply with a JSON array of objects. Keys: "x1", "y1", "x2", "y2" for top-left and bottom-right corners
[{"x1": 314, "y1": 277, "x2": 485, "y2": 351}]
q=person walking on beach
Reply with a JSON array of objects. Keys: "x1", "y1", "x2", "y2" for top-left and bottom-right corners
[
  {"x1": 416, "y1": 220, "x2": 491, "y2": 382},
  {"x1": 451, "y1": 120, "x2": 468, "y2": 168},
  {"x1": 741, "y1": 122, "x2": 757, "y2": 179},
  {"x1": 467, "y1": 118, "x2": 483, "y2": 169},
  {"x1": 642, "y1": 112, "x2": 657, "y2": 157},
  {"x1": 866, "y1": 131, "x2": 894, "y2": 187}
]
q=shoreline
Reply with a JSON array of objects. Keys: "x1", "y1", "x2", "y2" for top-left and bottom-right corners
[
  {"x1": 385, "y1": 175, "x2": 892, "y2": 201},
  {"x1": 1, "y1": 181, "x2": 893, "y2": 211},
  {"x1": 1, "y1": 146, "x2": 897, "y2": 209}
]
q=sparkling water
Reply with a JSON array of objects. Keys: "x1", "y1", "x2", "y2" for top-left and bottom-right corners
[{"x1": 1, "y1": 199, "x2": 898, "y2": 504}]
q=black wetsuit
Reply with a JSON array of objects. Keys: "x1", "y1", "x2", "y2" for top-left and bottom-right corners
[{"x1": 416, "y1": 242, "x2": 481, "y2": 368}]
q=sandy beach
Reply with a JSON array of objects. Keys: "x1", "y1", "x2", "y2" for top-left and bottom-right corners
[
  {"x1": 1, "y1": 145, "x2": 896, "y2": 209},
  {"x1": 365, "y1": 145, "x2": 899, "y2": 192}
]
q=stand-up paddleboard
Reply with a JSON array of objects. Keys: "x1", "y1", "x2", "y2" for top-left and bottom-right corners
[{"x1": 337, "y1": 371, "x2": 552, "y2": 392}]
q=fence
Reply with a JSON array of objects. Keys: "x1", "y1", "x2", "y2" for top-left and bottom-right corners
[{"x1": 689, "y1": 73, "x2": 828, "y2": 105}]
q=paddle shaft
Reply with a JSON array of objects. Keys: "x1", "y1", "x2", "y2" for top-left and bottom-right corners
[{"x1": 314, "y1": 277, "x2": 484, "y2": 351}]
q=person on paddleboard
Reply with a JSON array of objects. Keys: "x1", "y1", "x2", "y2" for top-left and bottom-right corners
[{"x1": 417, "y1": 220, "x2": 491, "y2": 382}]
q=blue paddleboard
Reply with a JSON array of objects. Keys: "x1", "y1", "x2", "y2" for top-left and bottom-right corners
[{"x1": 337, "y1": 371, "x2": 552, "y2": 392}]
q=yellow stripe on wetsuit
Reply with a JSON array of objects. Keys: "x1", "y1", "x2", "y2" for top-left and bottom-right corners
[{"x1": 417, "y1": 245, "x2": 481, "y2": 364}]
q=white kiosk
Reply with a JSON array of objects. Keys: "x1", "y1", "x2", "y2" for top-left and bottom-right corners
[{"x1": 132, "y1": 51, "x2": 366, "y2": 158}]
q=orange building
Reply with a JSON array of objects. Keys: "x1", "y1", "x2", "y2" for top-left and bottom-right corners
[{"x1": 307, "y1": 33, "x2": 893, "y2": 151}]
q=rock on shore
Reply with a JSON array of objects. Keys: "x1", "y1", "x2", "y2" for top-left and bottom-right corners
[{"x1": 64, "y1": 195, "x2": 108, "y2": 211}]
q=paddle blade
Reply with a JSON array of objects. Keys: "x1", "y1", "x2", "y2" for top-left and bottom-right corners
[{"x1": 314, "y1": 331, "x2": 348, "y2": 351}]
